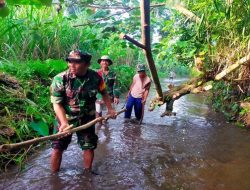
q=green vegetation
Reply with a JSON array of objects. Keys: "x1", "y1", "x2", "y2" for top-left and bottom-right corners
[
  {"x1": 0, "y1": 59, "x2": 64, "y2": 168},
  {"x1": 211, "y1": 81, "x2": 241, "y2": 121}
]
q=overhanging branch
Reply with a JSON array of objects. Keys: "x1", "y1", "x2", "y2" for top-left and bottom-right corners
[
  {"x1": 86, "y1": 3, "x2": 166, "y2": 10},
  {"x1": 86, "y1": 4, "x2": 131, "y2": 10},
  {"x1": 73, "y1": 3, "x2": 167, "y2": 27},
  {"x1": 73, "y1": 3, "x2": 201, "y2": 27},
  {"x1": 73, "y1": 8, "x2": 134, "y2": 27}
]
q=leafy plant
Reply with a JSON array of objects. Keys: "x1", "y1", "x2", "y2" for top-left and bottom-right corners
[{"x1": 30, "y1": 120, "x2": 49, "y2": 136}]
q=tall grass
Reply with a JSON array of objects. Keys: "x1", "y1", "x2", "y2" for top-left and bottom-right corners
[
  {"x1": 0, "y1": 5, "x2": 139, "y2": 65},
  {"x1": 0, "y1": 6, "x2": 91, "y2": 60}
]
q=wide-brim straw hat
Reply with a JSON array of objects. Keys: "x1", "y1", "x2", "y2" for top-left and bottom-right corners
[{"x1": 98, "y1": 55, "x2": 113, "y2": 65}]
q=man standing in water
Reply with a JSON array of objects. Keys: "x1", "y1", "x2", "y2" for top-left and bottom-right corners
[
  {"x1": 124, "y1": 64, "x2": 151, "y2": 121},
  {"x1": 95, "y1": 55, "x2": 120, "y2": 125},
  {"x1": 50, "y1": 50, "x2": 116, "y2": 173},
  {"x1": 169, "y1": 70, "x2": 176, "y2": 80}
]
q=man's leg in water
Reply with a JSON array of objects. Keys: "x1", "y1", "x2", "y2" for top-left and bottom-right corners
[
  {"x1": 134, "y1": 97, "x2": 143, "y2": 120},
  {"x1": 124, "y1": 94, "x2": 135, "y2": 119}
]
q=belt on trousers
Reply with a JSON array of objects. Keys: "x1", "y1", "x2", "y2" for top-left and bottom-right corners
[{"x1": 66, "y1": 110, "x2": 96, "y2": 122}]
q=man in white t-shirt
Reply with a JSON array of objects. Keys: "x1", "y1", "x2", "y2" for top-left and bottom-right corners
[{"x1": 124, "y1": 64, "x2": 151, "y2": 120}]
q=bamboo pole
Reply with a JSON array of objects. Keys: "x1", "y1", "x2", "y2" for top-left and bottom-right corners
[
  {"x1": 140, "y1": 0, "x2": 163, "y2": 99},
  {"x1": 120, "y1": 1, "x2": 164, "y2": 100},
  {"x1": 0, "y1": 109, "x2": 126, "y2": 152},
  {"x1": 173, "y1": 5, "x2": 201, "y2": 23},
  {"x1": 215, "y1": 53, "x2": 250, "y2": 80}
]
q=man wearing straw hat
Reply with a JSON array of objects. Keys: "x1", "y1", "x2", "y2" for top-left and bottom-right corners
[
  {"x1": 95, "y1": 55, "x2": 120, "y2": 125},
  {"x1": 50, "y1": 50, "x2": 116, "y2": 173}
]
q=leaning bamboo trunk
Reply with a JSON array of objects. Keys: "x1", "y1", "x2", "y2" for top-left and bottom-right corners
[
  {"x1": 173, "y1": 4, "x2": 201, "y2": 23},
  {"x1": 140, "y1": 0, "x2": 163, "y2": 99},
  {"x1": 120, "y1": 1, "x2": 164, "y2": 99},
  {"x1": 0, "y1": 109, "x2": 126, "y2": 152},
  {"x1": 215, "y1": 53, "x2": 250, "y2": 80}
]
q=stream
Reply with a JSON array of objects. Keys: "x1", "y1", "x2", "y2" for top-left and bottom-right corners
[{"x1": 1, "y1": 78, "x2": 250, "y2": 190}]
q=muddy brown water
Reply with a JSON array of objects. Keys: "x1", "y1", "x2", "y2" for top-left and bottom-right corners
[{"x1": 1, "y1": 78, "x2": 250, "y2": 190}]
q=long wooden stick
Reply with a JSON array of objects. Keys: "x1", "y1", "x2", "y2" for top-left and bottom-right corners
[{"x1": 0, "y1": 109, "x2": 126, "y2": 152}]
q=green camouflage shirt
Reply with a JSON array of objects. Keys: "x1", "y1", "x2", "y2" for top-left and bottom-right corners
[
  {"x1": 50, "y1": 69, "x2": 106, "y2": 117},
  {"x1": 97, "y1": 69, "x2": 120, "y2": 98}
]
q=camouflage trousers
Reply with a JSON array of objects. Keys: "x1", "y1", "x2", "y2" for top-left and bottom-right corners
[{"x1": 51, "y1": 115, "x2": 98, "y2": 151}]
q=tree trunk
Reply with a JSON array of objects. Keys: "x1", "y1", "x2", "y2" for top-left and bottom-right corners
[
  {"x1": 140, "y1": 0, "x2": 163, "y2": 99},
  {"x1": 120, "y1": 1, "x2": 163, "y2": 99}
]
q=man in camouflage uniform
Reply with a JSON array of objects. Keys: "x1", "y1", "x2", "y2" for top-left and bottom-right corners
[
  {"x1": 50, "y1": 50, "x2": 116, "y2": 173},
  {"x1": 95, "y1": 55, "x2": 120, "y2": 123}
]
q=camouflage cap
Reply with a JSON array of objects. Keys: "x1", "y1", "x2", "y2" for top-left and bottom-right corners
[
  {"x1": 137, "y1": 64, "x2": 146, "y2": 72},
  {"x1": 66, "y1": 50, "x2": 92, "y2": 63},
  {"x1": 98, "y1": 55, "x2": 113, "y2": 65}
]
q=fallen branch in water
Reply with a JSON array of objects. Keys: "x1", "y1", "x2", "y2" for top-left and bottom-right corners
[
  {"x1": 150, "y1": 52, "x2": 250, "y2": 116},
  {"x1": 149, "y1": 77, "x2": 202, "y2": 116},
  {"x1": 0, "y1": 109, "x2": 126, "y2": 152}
]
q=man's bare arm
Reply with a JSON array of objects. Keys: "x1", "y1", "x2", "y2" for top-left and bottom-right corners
[
  {"x1": 53, "y1": 103, "x2": 68, "y2": 132},
  {"x1": 127, "y1": 80, "x2": 135, "y2": 99},
  {"x1": 142, "y1": 83, "x2": 151, "y2": 104},
  {"x1": 101, "y1": 90, "x2": 117, "y2": 118}
]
